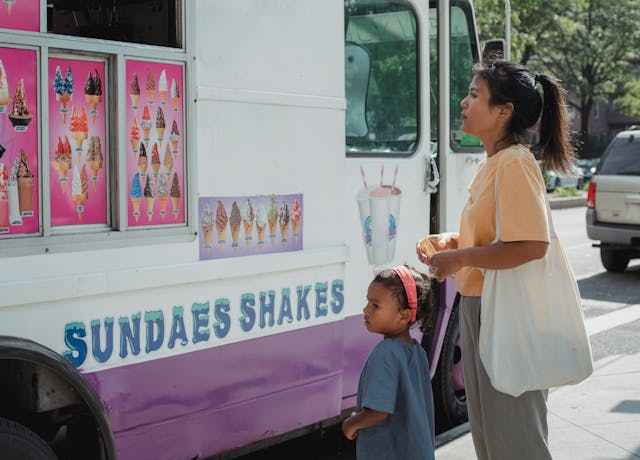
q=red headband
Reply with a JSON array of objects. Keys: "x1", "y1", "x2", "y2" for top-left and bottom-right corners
[{"x1": 392, "y1": 266, "x2": 418, "y2": 323}]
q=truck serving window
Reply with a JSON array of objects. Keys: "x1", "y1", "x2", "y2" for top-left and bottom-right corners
[{"x1": 345, "y1": 0, "x2": 419, "y2": 156}]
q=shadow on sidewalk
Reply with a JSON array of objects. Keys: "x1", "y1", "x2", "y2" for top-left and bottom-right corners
[
  {"x1": 577, "y1": 265, "x2": 640, "y2": 305},
  {"x1": 612, "y1": 400, "x2": 640, "y2": 414}
]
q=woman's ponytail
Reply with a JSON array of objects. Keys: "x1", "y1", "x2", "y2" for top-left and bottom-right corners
[{"x1": 535, "y1": 73, "x2": 573, "y2": 173}]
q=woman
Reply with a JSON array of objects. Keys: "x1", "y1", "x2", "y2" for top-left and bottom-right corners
[{"x1": 418, "y1": 61, "x2": 573, "y2": 459}]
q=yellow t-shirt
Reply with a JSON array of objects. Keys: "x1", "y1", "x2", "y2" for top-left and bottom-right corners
[{"x1": 456, "y1": 144, "x2": 550, "y2": 296}]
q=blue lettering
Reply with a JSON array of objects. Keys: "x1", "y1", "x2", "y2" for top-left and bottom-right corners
[
  {"x1": 192, "y1": 302, "x2": 210, "y2": 344},
  {"x1": 296, "y1": 285, "x2": 312, "y2": 321},
  {"x1": 259, "y1": 291, "x2": 276, "y2": 329},
  {"x1": 315, "y1": 282, "x2": 329, "y2": 318},
  {"x1": 277, "y1": 288, "x2": 294, "y2": 325},
  {"x1": 240, "y1": 294, "x2": 256, "y2": 332},
  {"x1": 63, "y1": 322, "x2": 87, "y2": 368},
  {"x1": 330, "y1": 279, "x2": 345, "y2": 314},
  {"x1": 214, "y1": 299, "x2": 231, "y2": 338},
  {"x1": 145, "y1": 310, "x2": 165, "y2": 354},
  {"x1": 168, "y1": 306, "x2": 188, "y2": 349},
  {"x1": 119, "y1": 314, "x2": 141, "y2": 359},
  {"x1": 91, "y1": 318, "x2": 114, "y2": 363}
]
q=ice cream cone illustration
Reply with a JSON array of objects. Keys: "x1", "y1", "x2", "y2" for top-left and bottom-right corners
[
  {"x1": 4, "y1": 0, "x2": 15, "y2": 15},
  {"x1": 8, "y1": 163, "x2": 21, "y2": 226},
  {"x1": 158, "y1": 70, "x2": 168, "y2": 105},
  {"x1": 145, "y1": 70, "x2": 156, "y2": 103},
  {"x1": 130, "y1": 118, "x2": 141, "y2": 155},
  {"x1": 69, "y1": 106, "x2": 88, "y2": 151},
  {"x1": 267, "y1": 196, "x2": 278, "y2": 240},
  {"x1": 137, "y1": 143, "x2": 148, "y2": 176},
  {"x1": 215, "y1": 200, "x2": 228, "y2": 244},
  {"x1": 9, "y1": 79, "x2": 32, "y2": 132},
  {"x1": 54, "y1": 66, "x2": 73, "y2": 123},
  {"x1": 130, "y1": 172, "x2": 142, "y2": 221},
  {"x1": 84, "y1": 69, "x2": 102, "y2": 123},
  {"x1": 201, "y1": 204, "x2": 215, "y2": 248},
  {"x1": 170, "y1": 172, "x2": 181, "y2": 219},
  {"x1": 278, "y1": 202, "x2": 290, "y2": 243},
  {"x1": 71, "y1": 165, "x2": 89, "y2": 221},
  {"x1": 0, "y1": 60, "x2": 10, "y2": 114},
  {"x1": 291, "y1": 198, "x2": 302, "y2": 237},
  {"x1": 230, "y1": 201, "x2": 241, "y2": 248},
  {"x1": 86, "y1": 136, "x2": 103, "y2": 191},
  {"x1": 130, "y1": 73, "x2": 141, "y2": 110},
  {"x1": 163, "y1": 144, "x2": 173, "y2": 176},
  {"x1": 16, "y1": 151, "x2": 33, "y2": 217},
  {"x1": 241, "y1": 198, "x2": 255, "y2": 242},
  {"x1": 170, "y1": 78, "x2": 180, "y2": 111},
  {"x1": 0, "y1": 164, "x2": 9, "y2": 232},
  {"x1": 170, "y1": 120, "x2": 180, "y2": 154},
  {"x1": 144, "y1": 175, "x2": 154, "y2": 222},
  {"x1": 255, "y1": 203, "x2": 267, "y2": 245},
  {"x1": 151, "y1": 143, "x2": 161, "y2": 179},
  {"x1": 156, "y1": 174, "x2": 169, "y2": 219},
  {"x1": 141, "y1": 106, "x2": 152, "y2": 143},
  {"x1": 155, "y1": 106, "x2": 166, "y2": 140},
  {"x1": 52, "y1": 136, "x2": 72, "y2": 187}
]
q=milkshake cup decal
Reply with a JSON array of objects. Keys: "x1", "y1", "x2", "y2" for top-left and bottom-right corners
[
  {"x1": 7, "y1": 162, "x2": 21, "y2": 225},
  {"x1": 229, "y1": 201, "x2": 242, "y2": 248},
  {"x1": 241, "y1": 198, "x2": 255, "y2": 242},
  {"x1": 215, "y1": 200, "x2": 228, "y2": 244},
  {"x1": 0, "y1": 60, "x2": 10, "y2": 113},
  {"x1": 0, "y1": 163, "x2": 9, "y2": 232},
  {"x1": 16, "y1": 149, "x2": 33, "y2": 216},
  {"x1": 201, "y1": 204, "x2": 215, "y2": 249},
  {"x1": 255, "y1": 202, "x2": 267, "y2": 245}
]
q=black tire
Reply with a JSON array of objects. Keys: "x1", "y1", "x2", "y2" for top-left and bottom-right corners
[
  {"x1": 600, "y1": 247, "x2": 630, "y2": 273},
  {"x1": 432, "y1": 302, "x2": 467, "y2": 432},
  {"x1": 0, "y1": 417, "x2": 57, "y2": 460}
]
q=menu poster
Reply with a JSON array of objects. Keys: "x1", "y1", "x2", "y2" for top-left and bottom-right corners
[
  {"x1": 0, "y1": 0, "x2": 40, "y2": 32},
  {"x1": 126, "y1": 59, "x2": 185, "y2": 227},
  {"x1": 49, "y1": 57, "x2": 108, "y2": 227},
  {"x1": 0, "y1": 47, "x2": 39, "y2": 236}
]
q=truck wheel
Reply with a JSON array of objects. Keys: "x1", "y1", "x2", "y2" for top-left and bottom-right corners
[
  {"x1": 600, "y1": 247, "x2": 630, "y2": 273},
  {"x1": 432, "y1": 304, "x2": 467, "y2": 431},
  {"x1": 0, "y1": 417, "x2": 57, "y2": 460}
]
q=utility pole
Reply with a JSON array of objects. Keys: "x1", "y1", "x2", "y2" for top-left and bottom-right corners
[{"x1": 505, "y1": 0, "x2": 512, "y2": 61}]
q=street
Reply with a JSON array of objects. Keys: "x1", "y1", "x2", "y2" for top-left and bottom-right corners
[{"x1": 236, "y1": 206, "x2": 640, "y2": 460}]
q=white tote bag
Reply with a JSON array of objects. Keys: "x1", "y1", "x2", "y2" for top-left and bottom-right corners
[{"x1": 479, "y1": 175, "x2": 594, "y2": 397}]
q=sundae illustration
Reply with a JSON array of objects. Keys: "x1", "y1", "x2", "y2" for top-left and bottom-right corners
[
  {"x1": 130, "y1": 118, "x2": 141, "y2": 155},
  {"x1": 151, "y1": 143, "x2": 161, "y2": 179},
  {"x1": 215, "y1": 200, "x2": 228, "y2": 244},
  {"x1": 170, "y1": 172, "x2": 180, "y2": 219},
  {"x1": 357, "y1": 165, "x2": 403, "y2": 266},
  {"x1": 170, "y1": 120, "x2": 180, "y2": 154},
  {"x1": 72, "y1": 165, "x2": 89, "y2": 220},
  {"x1": 53, "y1": 66, "x2": 73, "y2": 123},
  {"x1": 201, "y1": 204, "x2": 215, "y2": 248},
  {"x1": 86, "y1": 136, "x2": 103, "y2": 190},
  {"x1": 145, "y1": 70, "x2": 156, "y2": 103},
  {"x1": 0, "y1": 60, "x2": 10, "y2": 113},
  {"x1": 157, "y1": 174, "x2": 169, "y2": 219},
  {"x1": 278, "y1": 202, "x2": 290, "y2": 243},
  {"x1": 69, "y1": 106, "x2": 88, "y2": 151},
  {"x1": 130, "y1": 172, "x2": 142, "y2": 221},
  {"x1": 137, "y1": 143, "x2": 148, "y2": 175},
  {"x1": 53, "y1": 136, "x2": 72, "y2": 187},
  {"x1": 229, "y1": 201, "x2": 241, "y2": 248},
  {"x1": 16, "y1": 150, "x2": 33, "y2": 217},
  {"x1": 255, "y1": 202, "x2": 267, "y2": 245},
  {"x1": 84, "y1": 69, "x2": 102, "y2": 123},
  {"x1": 241, "y1": 198, "x2": 255, "y2": 242},
  {"x1": 158, "y1": 70, "x2": 168, "y2": 104},
  {"x1": 9, "y1": 79, "x2": 32, "y2": 132},
  {"x1": 7, "y1": 162, "x2": 21, "y2": 226},
  {"x1": 130, "y1": 73, "x2": 141, "y2": 110},
  {"x1": 170, "y1": 78, "x2": 180, "y2": 111},
  {"x1": 155, "y1": 106, "x2": 166, "y2": 140},
  {"x1": 141, "y1": 105, "x2": 151, "y2": 143},
  {"x1": 0, "y1": 163, "x2": 9, "y2": 232},
  {"x1": 144, "y1": 175, "x2": 154, "y2": 221},
  {"x1": 291, "y1": 198, "x2": 302, "y2": 237},
  {"x1": 267, "y1": 196, "x2": 278, "y2": 240}
]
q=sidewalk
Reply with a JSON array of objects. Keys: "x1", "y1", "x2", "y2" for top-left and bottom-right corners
[{"x1": 436, "y1": 352, "x2": 640, "y2": 459}]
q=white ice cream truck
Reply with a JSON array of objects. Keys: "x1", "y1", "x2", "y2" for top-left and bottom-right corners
[{"x1": 0, "y1": 1, "x2": 483, "y2": 458}]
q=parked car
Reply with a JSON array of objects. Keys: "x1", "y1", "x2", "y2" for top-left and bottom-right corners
[
  {"x1": 576, "y1": 158, "x2": 600, "y2": 183},
  {"x1": 543, "y1": 163, "x2": 585, "y2": 192},
  {"x1": 586, "y1": 129, "x2": 640, "y2": 272}
]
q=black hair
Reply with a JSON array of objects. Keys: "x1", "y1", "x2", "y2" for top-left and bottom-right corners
[
  {"x1": 473, "y1": 60, "x2": 573, "y2": 173},
  {"x1": 372, "y1": 266, "x2": 433, "y2": 333}
]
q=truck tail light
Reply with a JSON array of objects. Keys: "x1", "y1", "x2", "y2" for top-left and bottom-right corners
[{"x1": 587, "y1": 181, "x2": 596, "y2": 208}]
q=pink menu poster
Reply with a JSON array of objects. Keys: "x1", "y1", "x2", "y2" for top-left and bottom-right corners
[
  {"x1": 126, "y1": 59, "x2": 185, "y2": 227},
  {"x1": 0, "y1": 47, "x2": 39, "y2": 237},
  {"x1": 49, "y1": 57, "x2": 108, "y2": 227},
  {"x1": 0, "y1": 0, "x2": 40, "y2": 32}
]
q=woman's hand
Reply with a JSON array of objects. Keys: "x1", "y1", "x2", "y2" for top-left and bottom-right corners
[
  {"x1": 342, "y1": 416, "x2": 359, "y2": 441},
  {"x1": 429, "y1": 250, "x2": 464, "y2": 279}
]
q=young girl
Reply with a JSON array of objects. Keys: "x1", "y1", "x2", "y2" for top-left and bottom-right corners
[{"x1": 341, "y1": 266, "x2": 435, "y2": 460}]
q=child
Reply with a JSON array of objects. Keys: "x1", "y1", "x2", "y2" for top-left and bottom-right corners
[{"x1": 342, "y1": 265, "x2": 436, "y2": 460}]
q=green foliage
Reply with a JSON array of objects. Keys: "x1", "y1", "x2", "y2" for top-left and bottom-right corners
[
  {"x1": 553, "y1": 187, "x2": 581, "y2": 197},
  {"x1": 616, "y1": 80, "x2": 640, "y2": 119}
]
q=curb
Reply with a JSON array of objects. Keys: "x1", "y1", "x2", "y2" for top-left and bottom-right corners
[
  {"x1": 435, "y1": 422, "x2": 470, "y2": 448},
  {"x1": 549, "y1": 196, "x2": 586, "y2": 210}
]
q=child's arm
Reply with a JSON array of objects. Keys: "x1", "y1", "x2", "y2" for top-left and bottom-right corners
[{"x1": 341, "y1": 408, "x2": 389, "y2": 440}]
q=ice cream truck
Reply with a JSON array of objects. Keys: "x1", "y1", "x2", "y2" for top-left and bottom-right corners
[{"x1": 0, "y1": 0, "x2": 483, "y2": 458}]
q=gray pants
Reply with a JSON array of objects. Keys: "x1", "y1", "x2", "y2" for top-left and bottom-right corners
[{"x1": 460, "y1": 296, "x2": 552, "y2": 460}]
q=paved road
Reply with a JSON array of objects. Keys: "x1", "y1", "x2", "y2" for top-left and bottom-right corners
[{"x1": 236, "y1": 207, "x2": 640, "y2": 460}]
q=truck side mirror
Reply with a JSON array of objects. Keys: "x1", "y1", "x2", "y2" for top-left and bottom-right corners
[{"x1": 482, "y1": 39, "x2": 505, "y2": 63}]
